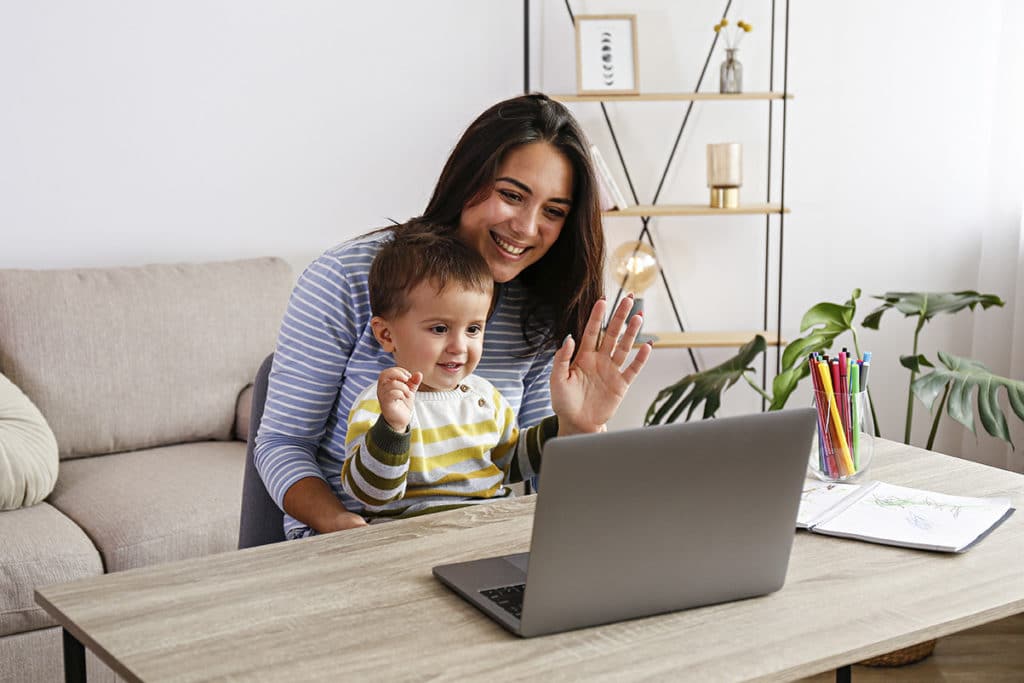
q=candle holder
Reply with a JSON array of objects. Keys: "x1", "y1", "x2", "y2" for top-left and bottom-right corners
[{"x1": 707, "y1": 142, "x2": 742, "y2": 209}]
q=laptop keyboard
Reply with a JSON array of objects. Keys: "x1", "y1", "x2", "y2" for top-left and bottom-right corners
[{"x1": 480, "y1": 584, "x2": 525, "y2": 618}]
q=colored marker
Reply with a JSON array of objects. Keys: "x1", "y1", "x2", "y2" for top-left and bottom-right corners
[
  {"x1": 850, "y1": 357, "x2": 861, "y2": 470},
  {"x1": 817, "y1": 361, "x2": 855, "y2": 475}
]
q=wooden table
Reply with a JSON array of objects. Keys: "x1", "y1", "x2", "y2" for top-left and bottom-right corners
[{"x1": 36, "y1": 439, "x2": 1024, "y2": 682}]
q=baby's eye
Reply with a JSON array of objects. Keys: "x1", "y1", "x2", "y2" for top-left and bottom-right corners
[
  {"x1": 467, "y1": 324, "x2": 483, "y2": 335},
  {"x1": 430, "y1": 325, "x2": 448, "y2": 334}
]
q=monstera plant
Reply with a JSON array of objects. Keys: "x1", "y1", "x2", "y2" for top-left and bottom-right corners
[{"x1": 646, "y1": 289, "x2": 1024, "y2": 451}]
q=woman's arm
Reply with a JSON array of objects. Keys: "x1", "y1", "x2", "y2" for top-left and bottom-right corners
[
  {"x1": 253, "y1": 251, "x2": 369, "y2": 533},
  {"x1": 283, "y1": 478, "x2": 367, "y2": 532}
]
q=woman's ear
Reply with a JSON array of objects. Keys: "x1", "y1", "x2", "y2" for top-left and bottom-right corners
[{"x1": 370, "y1": 316, "x2": 396, "y2": 353}]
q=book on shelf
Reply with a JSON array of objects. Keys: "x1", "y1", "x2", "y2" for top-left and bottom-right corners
[
  {"x1": 797, "y1": 480, "x2": 1014, "y2": 553},
  {"x1": 589, "y1": 144, "x2": 629, "y2": 210}
]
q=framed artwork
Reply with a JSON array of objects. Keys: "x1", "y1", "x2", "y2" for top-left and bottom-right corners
[{"x1": 574, "y1": 14, "x2": 639, "y2": 95}]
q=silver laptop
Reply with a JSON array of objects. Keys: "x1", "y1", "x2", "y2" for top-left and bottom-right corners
[{"x1": 433, "y1": 407, "x2": 817, "y2": 637}]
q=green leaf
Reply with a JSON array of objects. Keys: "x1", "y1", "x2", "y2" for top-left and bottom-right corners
[
  {"x1": 800, "y1": 302, "x2": 854, "y2": 332},
  {"x1": 863, "y1": 291, "x2": 1004, "y2": 329},
  {"x1": 644, "y1": 336, "x2": 767, "y2": 425},
  {"x1": 768, "y1": 364, "x2": 811, "y2": 411},
  {"x1": 781, "y1": 289, "x2": 862, "y2": 372},
  {"x1": 860, "y1": 305, "x2": 886, "y2": 330},
  {"x1": 899, "y1": 354, "x2": 934, "y2": 373},
  {"x1": 911, "y1": 351, "x2": 1024, "y2": 449}
]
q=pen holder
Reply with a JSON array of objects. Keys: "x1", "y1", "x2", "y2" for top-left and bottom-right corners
[{"x1": 809, "y1": 390, "x2": 874, "y2": 483}]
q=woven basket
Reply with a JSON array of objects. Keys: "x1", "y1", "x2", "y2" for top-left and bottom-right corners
[{"x1": 859, "y1": 639, "x2": 937, "y2": 667}]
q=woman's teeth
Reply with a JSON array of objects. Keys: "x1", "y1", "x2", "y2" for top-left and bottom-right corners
[{"x1": 493, "y1": 234, "x2": 526, "y2": 256}]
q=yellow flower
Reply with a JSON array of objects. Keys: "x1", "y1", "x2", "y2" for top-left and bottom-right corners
[
  {"x1": 720, "y1": 18, "x2": 729, "y2": 26},
  {"x1": 714, "y1": 23, "x2": 722, "y2": 32}
]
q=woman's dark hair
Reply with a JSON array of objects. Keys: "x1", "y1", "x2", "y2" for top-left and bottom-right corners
[{"x1": 416, "y1": 93, "x2": 604, "y2": 353}]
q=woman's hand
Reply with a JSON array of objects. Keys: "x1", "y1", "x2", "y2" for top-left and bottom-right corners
[
  {"x1": 550, "y1": 294, "x2": 652, "y2": 436},
  {"x1": 377, "y1": 367, "x2": 421, "y2": 432}
]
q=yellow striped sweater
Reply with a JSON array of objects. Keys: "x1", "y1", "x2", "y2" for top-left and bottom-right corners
[{"x1": 342, "y1": 374, "x2": 558, "y2": 520}]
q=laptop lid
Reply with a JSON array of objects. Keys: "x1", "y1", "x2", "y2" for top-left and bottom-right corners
[{"x1": 434, "y1": 408, "x2": 817, "y2": 637}]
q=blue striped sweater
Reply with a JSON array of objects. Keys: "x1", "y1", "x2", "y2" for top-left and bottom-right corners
[{"x1": 254, "y1": 232, "x2": 555, "y2": 536}]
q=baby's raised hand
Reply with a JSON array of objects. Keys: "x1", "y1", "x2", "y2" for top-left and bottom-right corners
[{"x1": 377, "y1": 367, "x2": 422, "y2": 432}]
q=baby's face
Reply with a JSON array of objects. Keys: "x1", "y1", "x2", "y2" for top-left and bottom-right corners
[{"x1": 379, "y1": 279, "x2": 491, "y2": 391}]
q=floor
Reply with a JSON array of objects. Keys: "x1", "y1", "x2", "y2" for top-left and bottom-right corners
[{"x1": 799, "y1": 612, "x2": 1024, "y2": 682}]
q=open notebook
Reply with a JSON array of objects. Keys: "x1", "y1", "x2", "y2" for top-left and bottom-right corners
[{"x1": 797, "y1": 480, "x2": 1014, "y2": 553}]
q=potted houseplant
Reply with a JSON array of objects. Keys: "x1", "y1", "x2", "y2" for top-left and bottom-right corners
[{"x1": 646, "y1": 289, "x2": 1024, "y2": 451}]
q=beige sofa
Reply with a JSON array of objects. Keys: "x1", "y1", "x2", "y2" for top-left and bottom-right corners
[{"x1": 0, "y1": 257, "x2": 293, "y2": 682}]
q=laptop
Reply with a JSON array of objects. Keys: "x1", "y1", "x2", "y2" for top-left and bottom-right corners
[{"x1": 433, "y1": 407, "x2": 817, "y2": 637}]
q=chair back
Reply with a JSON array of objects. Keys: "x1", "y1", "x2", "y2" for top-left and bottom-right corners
[{"x1": 238, "y1": 353, "x2": 286, "y2": 548}]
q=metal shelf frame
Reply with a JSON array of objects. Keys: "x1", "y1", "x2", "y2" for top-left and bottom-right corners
[{"x1": 523, "y1": 0, "x2": 790, "y2": 399}]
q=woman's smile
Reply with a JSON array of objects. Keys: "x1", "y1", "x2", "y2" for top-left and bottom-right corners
[{"x1": 491, "y1": 232, "x2": 529, "y2": 257}]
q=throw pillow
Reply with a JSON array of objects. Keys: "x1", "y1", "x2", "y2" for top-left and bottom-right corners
[{"x1": 0, "y1": 373, "x2": 59, "y2": 510}]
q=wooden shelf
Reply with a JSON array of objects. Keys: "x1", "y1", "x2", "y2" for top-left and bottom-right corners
[
  {"x1": 605, "y1": 203, "x2": 789, "y2": 218},
  {"x1": 552, "y1": 92, "x2": 793, "y2": 103},
  {"x1": 638, "y1": 331, "x2": 784, "y2": 349}
]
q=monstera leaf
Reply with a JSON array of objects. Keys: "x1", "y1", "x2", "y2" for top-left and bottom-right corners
[
  {"x1": 864, "y1": 290, "x2": 1005, "y2": 444},
  {"x1": 862, "y1": 291, "x2": 1004, "y2": 329},
  {"x1": 912, "y1": 351, "x2": 1024, "y2": 449},
  {"x1": 645, "y1": 335, "x2": 766, "y2": 425},
  {"x1": 770, "y1": 289, "x2": 864, "y2": 410}
]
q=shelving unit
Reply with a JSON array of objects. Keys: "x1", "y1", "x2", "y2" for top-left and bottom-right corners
[
  {"x1": 648, "y1": 331, "x2": 782, "y2": 350},
  {"x1": 524, "y1": 1, "x2": 790, "y2": 365},
  {"x1": 552, "y1": 92, "x2": 791, "y2": 102},
  {"x1": 604, "y1": 204, "x2": 788, "y2": 218}
]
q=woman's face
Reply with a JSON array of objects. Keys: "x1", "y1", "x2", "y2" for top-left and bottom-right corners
[{"x1": 457, "y1": 142, "x2": 574, "y2": 284}]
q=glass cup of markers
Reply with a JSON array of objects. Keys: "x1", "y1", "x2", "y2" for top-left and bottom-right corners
[{"x1": 809, "y1": 389, "x2": 874, "y2": 482}]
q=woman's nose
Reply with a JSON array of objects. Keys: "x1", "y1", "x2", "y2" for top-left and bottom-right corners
[{"x1": 510, "y1": 205, "x2": 540, "y2": 237}]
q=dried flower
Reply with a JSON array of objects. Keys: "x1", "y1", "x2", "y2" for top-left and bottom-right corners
[{"x1": 713, "y1": 17, "x2": 753, "y2": 49}]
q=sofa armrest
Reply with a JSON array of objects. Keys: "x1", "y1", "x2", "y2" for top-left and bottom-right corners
[{"x1": 234, "y1": 384, "x2": 254, "y2": 443}]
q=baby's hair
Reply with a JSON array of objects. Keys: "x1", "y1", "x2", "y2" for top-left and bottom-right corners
[{"x1": 369, "y1": 222, "x2": 494, "y2": 319}]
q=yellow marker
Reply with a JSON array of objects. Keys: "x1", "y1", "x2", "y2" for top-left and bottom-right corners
[{"x1": 817, "y1": 361, "x2": 855, "y2": 475}]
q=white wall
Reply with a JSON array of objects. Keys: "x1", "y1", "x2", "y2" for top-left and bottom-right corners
[
  {"x1": 1, "y1": 1, "x2": 523, "y2": 273},
  {"x1": 3, "y1": 1, "x2": 1022, "y2": 466}
]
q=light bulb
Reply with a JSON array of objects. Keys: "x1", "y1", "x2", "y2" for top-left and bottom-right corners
[{"x1": 611, "y1": 241, "x2": 659, "y2": 294}]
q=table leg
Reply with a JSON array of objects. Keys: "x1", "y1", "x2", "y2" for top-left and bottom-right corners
[
  {"x1": 63, "y1": 628, "x2": 86, "y2": 683},
  {"x1": 835, "y1": 664, "x2": 851, "y2": 683}
]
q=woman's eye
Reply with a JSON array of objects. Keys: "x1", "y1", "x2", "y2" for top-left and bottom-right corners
[
  {"x1": 545, "y1": 206, "x2": 567, "y2": 219},
  {"x1": 430, "y1": 325, "x2": 448, "y2": 334},
  {"x1": 498, "y1": 189, "x2": 522, "y2": 203}
]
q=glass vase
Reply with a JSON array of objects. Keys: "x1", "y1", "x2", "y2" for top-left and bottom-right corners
[
  {"x1": 808, "y1": 389, "x2": 875, "y2": 483},
  {"x1": 719, "y1": 48, "x2": 743, "y2": 94}
]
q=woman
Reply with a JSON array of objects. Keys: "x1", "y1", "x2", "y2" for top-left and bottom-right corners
[{"x1": 255, "y1": 93, "x2": 646, "y2": 538}]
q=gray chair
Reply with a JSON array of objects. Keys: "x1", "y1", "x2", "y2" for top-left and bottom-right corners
[{"x1": 238, "y1": 353, "x2": 286, "y2": 548}]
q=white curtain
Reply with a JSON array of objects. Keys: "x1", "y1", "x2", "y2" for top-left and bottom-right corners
[
  {"x1": 1008, "y1": 214, "x2": 1024, "y2": 472},
  {"x1": 960, "y1": 1, "x2": 1024, "y2": 471}
]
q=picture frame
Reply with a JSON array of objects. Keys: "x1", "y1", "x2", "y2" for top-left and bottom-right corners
[{"x1": 574, "y1": 14, "x2": 640, "y2": 95}]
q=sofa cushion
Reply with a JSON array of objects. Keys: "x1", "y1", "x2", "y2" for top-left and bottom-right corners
[
  {"x1": 0, "y1": 373, "x2": 59, "y2": 510},
  {"x1": 0, "y1": 627, "x2": 122, "y2": 683},
  {"x1": 46, "y1": 441, "x2": 246, "y2": 573},
  {"x1": 0, "y1": 258, "x2": 292, "y2": 460},
  {"x1": 0, "y1": 503, "x2": 103, "y2": 638}
]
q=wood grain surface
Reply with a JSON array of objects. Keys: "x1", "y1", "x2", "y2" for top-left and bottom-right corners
[{"x1": 36, "y1": 438, "x2": 1024, "y2": 682}]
